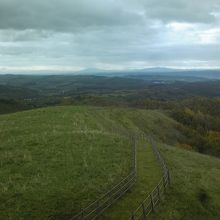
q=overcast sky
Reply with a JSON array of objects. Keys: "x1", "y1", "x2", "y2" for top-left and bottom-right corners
[{"x1": 0, "y1": 0, "x2": 220, "y2": 72}]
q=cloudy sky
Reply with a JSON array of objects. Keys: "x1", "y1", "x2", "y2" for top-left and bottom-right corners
[{"x1": 0, "y1": 0, "x2": 220, "y2": 72}]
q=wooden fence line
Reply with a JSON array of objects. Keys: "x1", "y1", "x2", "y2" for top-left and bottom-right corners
[
  {"x1": 129, "y1": 137, "x2": 170, "y2": 220},
  {"x1": 72, "y1": 133, "x2": 137, "y2": 220},
  {"x1": 72, "y1": 131, "x2": 170, "y2": 220}
]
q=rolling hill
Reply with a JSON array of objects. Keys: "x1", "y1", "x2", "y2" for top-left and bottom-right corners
[
  {"x1": 0, "y1": 106, "x2": 220, "y2": 219},
  {"x1": 151, "y1": 144, "x2": 220, "y2": 220}
]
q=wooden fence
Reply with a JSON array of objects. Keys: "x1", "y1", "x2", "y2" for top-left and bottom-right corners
[
  {"x1": 129, "y1": 138, "x2": 170, "y2": 220},
  {"x1": 72, "y1": 135, "x2": 137, "y2": 220},
  {"x1": 72, "y1": 132, "x2": 170, "y2": 220}
]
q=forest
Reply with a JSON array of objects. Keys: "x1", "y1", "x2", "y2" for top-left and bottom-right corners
[{"x1": 1, "y1": 74, "x2": 220, "y2": 159}]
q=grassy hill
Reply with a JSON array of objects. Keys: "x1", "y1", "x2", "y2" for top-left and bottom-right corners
[
  {"x1": 150, "y1": 145, "x2": 220, "y2": 220},
  {"x1": 0, "y1": 106, "x2": 177, "y2": 219},
  {"x1": 1, "y1": 105, "x2": 220, "y2": 219}
]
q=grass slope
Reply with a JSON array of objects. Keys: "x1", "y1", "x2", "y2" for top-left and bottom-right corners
[
  {"x1": 0, "y1": 107, "x2": 130, "y2": 219},
  {"x1": 149, "y1": 145, "x2": 220, "y2": 220},
  {"x1": 2, "y1": 105, "x2": 219, "y2": 220},
  {"x1": 102, "y1": 138, "x2": 162, "y2": 219},
  {"x1": 0, "y1": 106, "x2": 177, "y2": 219}
]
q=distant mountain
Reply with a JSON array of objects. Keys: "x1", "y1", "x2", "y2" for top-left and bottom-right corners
[
  {"x1": 1, "y1": 68, "x2": 220, "y2": 79},
  {"x1": 73, "y1": 67, "x2": 180, "y2": 75},
  {"x1": 72, "y1": 68, "x2": 220, "y2": 79},
  {"x1": 137, "y1": 67, "x2": 180, "y2": 73}
]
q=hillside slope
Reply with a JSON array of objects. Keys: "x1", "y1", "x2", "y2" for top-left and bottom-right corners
[
  {"x1": 150, "y1": 145, "x2": 220, "y2": 220},
  {"x1": 0, "y1": 106, "x2": 178, "y2": 219},
  {"x1": 1, "y1": 106, "x2": 219, "y2": 220}
]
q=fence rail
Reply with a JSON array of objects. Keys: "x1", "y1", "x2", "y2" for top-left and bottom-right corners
[
  {"x1": 129, "y1": 137, "x2": 170, "y2": 220},
  {"x1": 73, "y1": 132, "x2": 170, "y2": 220},
  {"x1": 72, "y1": 134, "x2": 137, "y2": 220}
]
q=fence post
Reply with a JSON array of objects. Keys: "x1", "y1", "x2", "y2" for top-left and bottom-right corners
[
  {"x1": 163, "y1": 175, "x2": 166, "y2": 191},
  {"x1": 110, "y1": 189, "x2": 114, "y2": 204},
  {"x1": 81, "y1": 208, "x2": 84, "y2": 220},
  {"x1": 167, "y1": 170, "x2": 171, "y2": 185},
  {"x1": 96, "y1": 200, "x2": 99, "y2": 216},
  {"x1": 131, "y1": 213, "x2": 135, "y2": 220},
  {"x1": 157, "y1": 185, "x2": 160, "y2": 201},
  {"x1": 134, "y1": 139, "x2": 137, "y2": 172},
  {"x1": 142, "y1": 203, "x2": 147, "y2": 220},
  {"x1": 150, "y1": 193, "x2": 155, "y2": 213}
]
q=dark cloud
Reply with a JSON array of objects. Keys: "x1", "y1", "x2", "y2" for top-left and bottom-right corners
[
  {"x1": 0, "y1": 0, "x2": 219, "y2": 70},
  {"x1": 0, "y1": 0, "x2": 219, "y2": 32},
  {"x1": 0, "y1": 0, "x2": 144, "y2": 32}
]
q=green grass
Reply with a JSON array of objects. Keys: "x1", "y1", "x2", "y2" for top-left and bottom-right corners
[
  {"x1": 0, "y1": 106, "x2": 177, "y2": 219},
  {"x1": 102, "y1": 138, "x2": 162, "y2": 219},
  {"x1": 0, "y1": 107, "x2": 131, "y2": 219},
  {"x1": 149, "y1": 144, "x2": 220, "y2": 220},
  {"x1": 2, "y1": 105, "x2": 219, "y2": 220}
]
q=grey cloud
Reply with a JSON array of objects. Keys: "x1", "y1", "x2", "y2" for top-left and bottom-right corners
[
  {"x1": 0, "y1": 0, "x2": 219, "y2": 33},
  {"x1": 0, "y1": 29, "x2": 53, "y2": 42},
  {"x1": 0, "y1": 0, "x2": 220, "y2": 70},
  {"x1": 0, "y1": 0, "x2": 144, "y2": 32},
  {"x1": 140, "y1": 0, "x2": 220, "y2": 23}
]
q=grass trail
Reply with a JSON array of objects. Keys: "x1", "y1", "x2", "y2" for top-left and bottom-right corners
[{"x1": 102, "y1": 138, "x2": 162, "y2": 220}]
